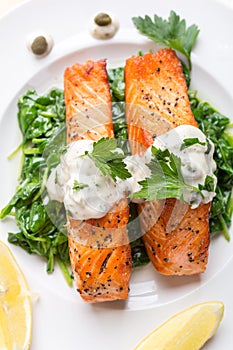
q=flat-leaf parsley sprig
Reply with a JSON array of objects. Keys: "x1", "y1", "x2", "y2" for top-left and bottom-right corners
[
  {"x1": 132, "y1": 10, "x2": 199, "y2": 72},
  {"x1": 86, "y1": 137, "x2": 131, "y2": 182},
  {"x1": 131, "y1": 146, "x2": 212, "y2": 202}
]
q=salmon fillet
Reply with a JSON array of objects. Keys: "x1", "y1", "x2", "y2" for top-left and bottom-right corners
[
  {"x1": 64, "y1": 59, "x2": 132, "y2": 302},
  {"x1": 125, "y1": 49, "x2": 210, "y2": 275}
]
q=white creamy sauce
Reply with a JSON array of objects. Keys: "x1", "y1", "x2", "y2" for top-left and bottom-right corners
[
  {"x1": 46, "y1": 140, "x2": 126, "y2": 220},
  {"x1": 151, "y1": 125, "x2": 217, "y2": 208},
  {"x1": 46, "y1": 125, "x2": 216, "y2": 219},
  {"x1": 89, "y1": 13, "x2": 119, "y2": 40},
  {"x1": 123, "y1": 154, "x2": 151, "y2": 194},
  {"x1": 46, "y1": 139, "x2": 148, "y2": 219}
]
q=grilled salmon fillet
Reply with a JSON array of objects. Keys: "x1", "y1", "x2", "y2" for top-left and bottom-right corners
[
  {"x1": 125, "y1": 49, "x2": 210, "y2": 275},
  {"x1": 64, "y1": 59, "x2": 132, "y2": 302}
]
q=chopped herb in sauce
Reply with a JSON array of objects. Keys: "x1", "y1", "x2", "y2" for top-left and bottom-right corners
[{"x1": 72, "y1": 180, "x2": 89, "y2": 191}]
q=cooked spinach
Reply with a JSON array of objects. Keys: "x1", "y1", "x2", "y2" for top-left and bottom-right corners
[
  {"x1": 189, "y1": 91, "x2": 233, "y2": 240},
  {"x1": 0, "y1": 89, "x2": 72, "y2": 286},
  {"x1": 108, "y1": 67, "x2": 125, "y2": 102}
]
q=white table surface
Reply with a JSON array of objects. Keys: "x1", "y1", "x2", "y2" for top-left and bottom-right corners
[
  {"x1": 1, "y1": 0, "x2": 233, "y2": 16},
  {"x1": 0, "y1": 0, "x2": 26, "y2": 14}
]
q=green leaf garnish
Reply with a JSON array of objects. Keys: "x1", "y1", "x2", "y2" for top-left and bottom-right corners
[
  {"x1": 198, "y1": 175, "x2": 215, "y2": 193},
  {"x1": 87, "y1": 137, "x2": 131, "y2": 182},
  {"x1": 132, "y1": 146, "x2": 202, "y2": 201},
  {"x1": 132, "y1": 10, "x2": 199, "y2": 71},
  {"x1": 180, "y1": 137, "x2": 206, "y2": 150},
  {"x1": 72, "y1": 180, "x2": 88, "y2": 191}
]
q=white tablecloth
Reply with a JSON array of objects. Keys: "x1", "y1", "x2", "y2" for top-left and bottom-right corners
[
  {"x1": 0, "y1": 0, "x2": 26, "y2": 14},
  {"x1": 1, "y1": 0, "x2": 233, "y2": 15}
]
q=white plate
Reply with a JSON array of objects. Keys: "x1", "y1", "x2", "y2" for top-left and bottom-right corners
[{"x1": 0, "y1": 0, "x2": 233, "y2": 349}]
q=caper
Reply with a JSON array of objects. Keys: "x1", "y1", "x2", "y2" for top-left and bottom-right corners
[
  {"x1": 31, "y1": 36, "x2": 48, "y2": 55},
  {"x1": 94, "y1": 13, "x2": 112, "y2": 26}
]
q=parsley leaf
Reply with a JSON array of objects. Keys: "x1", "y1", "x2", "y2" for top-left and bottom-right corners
[
  {"x1": 132, "y1": 10, "x2": 199, "y2": 71},
  {"x1": 87, "y1": 138, "x2": 131, "y2": 182},
  {"x1": 72, "y1": 180, "x2": 88, "y2": 191},
  {"x1": 198, "y1": 175, "x2": 215, "y2": 193},
  {"x1": 180, "y1": 137, "x2": 206, "y2": 150},
  {"x1": 132, "y1": 146, "x2": 202, "y2": 201}
]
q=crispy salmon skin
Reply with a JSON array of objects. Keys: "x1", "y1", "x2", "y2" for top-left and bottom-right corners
[
  {"x1": 125, "y1": 48, "x2": 210, "y2": 275},
  {"x1": 64, "y1": 59, "x2": 132, "y2": 302}
]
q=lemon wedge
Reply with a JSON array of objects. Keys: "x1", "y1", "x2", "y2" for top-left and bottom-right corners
[
  {"x1": 134, "y1": 301, "x2": 224, "y2": 350},
  {"x1": 0, "y1": 240, "x2": 32, "y2": 349}
]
